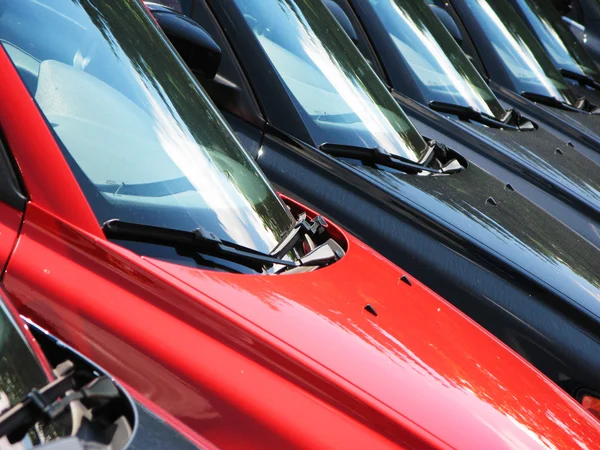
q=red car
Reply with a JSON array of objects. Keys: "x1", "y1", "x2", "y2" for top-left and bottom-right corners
[
  {"x1": 0, "y1": 287, "x2": 216, "y2": 449},
  {"x1": 0, "y1": 0, "x2": 598, "y2": 448}
]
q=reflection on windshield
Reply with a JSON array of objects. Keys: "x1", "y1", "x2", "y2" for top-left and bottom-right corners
[
  {"x1": 511, "y1": 0, "x2": 600, "y2": 80},
  {"x1": 232, "y1": 0, "x2": 428, "y2": 162},
  {"x1": 367, "y1": 0, "x2": 505, "y2": 119},
  {"x1": 0, "y1": 0, "x2": 293, "y2": 254},
  {"x1": 462, "y1": 0, "x2": 579, "y2": 105}
]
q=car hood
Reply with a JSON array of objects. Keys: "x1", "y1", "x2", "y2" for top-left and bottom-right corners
[
  {"x1": 344, "y1": 159, "x2": 600, "y2": 320},
  {"x1": 394, "y1": 92, "x2": 600, "y2": 221},
  {"x1": 144, "y1": 211, "x2": 600, "y2": 449},
  {"x1": 492, "y1": 83, "x2": 600, "y2": 155}
]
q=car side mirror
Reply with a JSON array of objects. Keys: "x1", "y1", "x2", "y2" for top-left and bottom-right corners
[
  {"x1": 429, "y1": 5, "x2": 464, "y2": 46},
  {"x1": 145, "y1": 2, "x2": 222, "y2": 79},
  {"x1": 323, "y1": 0, "x2": 358, "y2": 40}
]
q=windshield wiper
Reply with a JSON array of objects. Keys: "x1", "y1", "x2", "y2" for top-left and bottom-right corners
[
  {"x1": 560, "y1": 68, "x2": 600, "y2": 90},
  {"x1": 319, "y1": 142, "x2": 463, "y2": 174},
  {"x1": 429, "y1": 101, "x2": 534, "y2": 131},
  {"x1": 521, "y1": 91, "x2": 596, "y2": 114},
  {"x1": 0, "y1": 361, "x2": 119, "y2": 444},
  {"x1": 103, "y1": 219, "x2": 300, "y2": 272}
]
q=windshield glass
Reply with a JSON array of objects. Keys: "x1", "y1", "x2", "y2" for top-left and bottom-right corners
[
  {"x1": 460, "y1": 0, "x2": 580, "y2": 105},
  {"x1": 366, "y1": 0, "x2": 505, "y2": 119},
  {"x1": 232, "y1": 0, "x2": 429, "y2": 162},
  {"x1": 510, "y1": 0, "x2": 600, "y2": 80},
  {"x1": 0, "y1": 0, "x2": 294, "y2": 254}
]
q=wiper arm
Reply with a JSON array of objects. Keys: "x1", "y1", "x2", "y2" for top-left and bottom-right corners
[
  {"x1": 103, "y1": 220, "x2": 299, "y2": 272},
  {"x1": 0, "y1": 362, "x2": 119, "y2": 444},
  {"x1": 429, "y1": 101, "x2": 534, "y2": 131},
  {"x1": 319, "y1": 142, "x2": 462, "y2": 174},
  {"x1": 521, "y1": 91, "x2": 593, "y2": 113},
  {"x1": 270, "y1": 212, "x2": 328, "y2": 259},
  {"x1": 560, "y1": 68, "x2": 600, "y2": 90}
]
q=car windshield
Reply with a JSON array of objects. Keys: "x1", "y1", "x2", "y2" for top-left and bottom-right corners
[
  {"x1": 232, "y1": 0, "x2": 429, "y2": 163},
  {"x1": 459, "y1": 0, "x2": 580, "y2": 105},
  {"x1": 510, "y1": 0, "x2": 600, "y2": 80},
  {"x1": 366, "y1": 0, "x2": 506, "y2": 120},
  {"x1": 0, "y1": 0, "x2": 294, "y2": 255}
]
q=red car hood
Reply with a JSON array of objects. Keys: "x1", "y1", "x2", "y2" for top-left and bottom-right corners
[
  {"x1": 7, "y1": 204, "x2": 599, "y2": 448},
  {"x1": 146, "y1": 232, "x2": 600, "y2": 449}
]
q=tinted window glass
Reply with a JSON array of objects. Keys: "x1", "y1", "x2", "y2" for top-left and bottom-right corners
[
  {"x1": 0, "y1": 0, "x2": 294, "y2": 255},
  {"x1": 367, "y1": 0, "x2": 505, "y2": 119},
  {"x1": 231, "y1": 0, "x2": 429, "y2": 162},
  {"x1": 459, "y1": 0, "x2": 579, "y2": 105},
  {"x1": 511, "y1": 0, "x2": 600, "y2": 80}
]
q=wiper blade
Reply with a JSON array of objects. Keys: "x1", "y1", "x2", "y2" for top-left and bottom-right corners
[
  {"x1": 103, "y1": 220, "x2": 299, "y2": 271},
  {"x1": 430, "y1": 101, "x2": 534, "y2": 131},
  {"x1": 430, "y1": 101, "x2": 515, "y2": 130},
  {"x1": 521, "y1": 91, "x2": 592, "y2": 113},
  {"x1": 0, "y1": 362, "x2": 119, "y2": 444},
  {"x1": 319, "y1": 142, "x2": 462, "y2": 174},
  {"x1": 560, "y1": 68, "x2": 600, "y2": 90}
]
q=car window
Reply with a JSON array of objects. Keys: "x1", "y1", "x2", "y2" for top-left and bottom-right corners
[
  {"x1": 231, "y1": 0, "x2": 429, "y2": 163},
  {"x1": 0, "y1": 0, "x2": 294, "y2": 255},
  {"x1": 510, "y1": 0, "x2": 600, "y2": 80},
  {"x1": 458, "y1": 0, "x2": 580, "y2": 105},
  {"x1": 366, "y1": 0, "x2": 505, "y2": 119}
]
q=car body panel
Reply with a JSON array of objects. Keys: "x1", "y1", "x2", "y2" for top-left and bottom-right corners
[{"x1": 6, "y1": 202, "x2": 600, "y2": 449}]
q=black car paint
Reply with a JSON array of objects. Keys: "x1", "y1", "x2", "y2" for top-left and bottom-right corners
[
  {"x1": 27, "y1": 320, "x2": 202, "y2": 450},
  {"x1": 157, "y1": 0, "x2": 600, "y2": 398}
]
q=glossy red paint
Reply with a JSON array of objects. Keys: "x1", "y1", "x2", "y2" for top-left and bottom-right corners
[
  {"x1": 0, "y1": 202, "x2": 22, "y2": 271},
  {"x1": 3, "y1": 202, "x2": 599, "y2": 449},
  {"x1": 1, "y1": 21, "x2": 599, "y2": 450},
  {"x1": 0, "y1": 49, "x2": 101, "y2": 237}
]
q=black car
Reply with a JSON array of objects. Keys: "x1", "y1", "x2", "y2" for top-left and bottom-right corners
[
  {"x1": 0, "y1": 288, "x2": 206, "y2": 450},
  {"x1": 147, "y1": 0, "x2": 600, "y2": 402},
  {"x1": 317, "y1": 0, "x2": 600, "y2": 247},
  {"x1": 429, "y1": 0, "x2": 600, "y2": 165}
]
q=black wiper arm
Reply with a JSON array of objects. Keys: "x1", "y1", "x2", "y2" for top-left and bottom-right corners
[
  {"x1": 429, "y1": 101, "x2": 519, "y2": 130},
  {"x1": 319, "y1": 143, "x2": 445, "y2": 174},
  {"x1": 0, "y1": 362, "x2": 119, "y2": 444},
  {"x1": 560, "y1": 68, "x2": 600, "y2": 90},
  {"x1": 103, "y1": 219, "x2": 299, "y2": 271},
  {"x1": 270, "y1": 212, "x2": 327, "y2": 259},
  {"x1": 521, "y1": 91, "x2": 587, "y2": 113}
]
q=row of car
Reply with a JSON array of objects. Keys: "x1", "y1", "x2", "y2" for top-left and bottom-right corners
[{"x1": 0, "y1": 0, "x2": 599, "y2": 448}]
